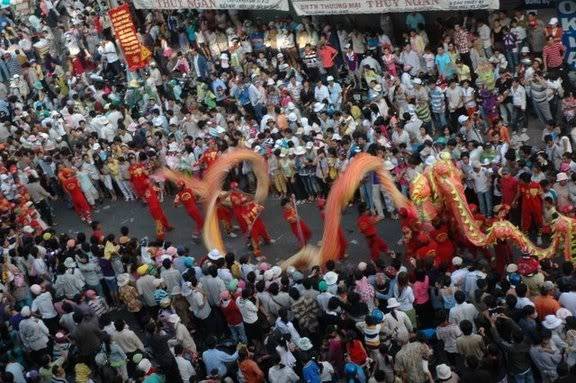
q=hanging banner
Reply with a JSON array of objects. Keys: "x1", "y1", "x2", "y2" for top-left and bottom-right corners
[
  {"x1": 524, "y1": 0, "x2": 556, "y2": 7},
  {"x1": 132, "y1": 0, "x2": 289, "y2": 11},
  {"x1": 559, "y1": 0, "x2": 576, "y2": 68},
  {"x1": 108, "y1": 4, "x2": 151, "y2": 71},
  {"x1": 292, "y1": 0, "x2": 499, "y2": 16}
]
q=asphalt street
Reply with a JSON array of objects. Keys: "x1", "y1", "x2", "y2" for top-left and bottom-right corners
[
  {"x1": 52, "y1": 196, "x2": 404, "y2": 265},
  {"x1": 52, "y1": 116, "x2": 544, "y2": 266}
]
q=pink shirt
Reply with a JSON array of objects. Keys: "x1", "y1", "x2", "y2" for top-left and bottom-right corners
[{"x1": 413, "y1": 276, "x2": 430, "y2": 304}]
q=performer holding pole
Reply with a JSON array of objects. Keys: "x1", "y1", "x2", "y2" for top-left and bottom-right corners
[
  {"x1": 174, "y1": 180, "x2": 204, "y2": 238},
  {"x1": 282, "y1": 196, "x2": 311, "y2": 248},
  {"x1": 357, "y1": 202, "x2": 389, "y2": 263},
  {"x1": 59, "y1": 168, "x2": 92, "y2": 224},
  {"x1": 144, "y1": 185, "x2": 174, "y2": 241}
]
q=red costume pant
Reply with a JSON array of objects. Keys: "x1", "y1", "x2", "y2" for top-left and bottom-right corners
[
  {"x1": 250, "y1": 218, "x2": 271, "y2": 255},
  {"x1": 365, "y1": 235, "x2": 389, "y2": 262},
  {"x1": 494, "y1": 240, "x2": 513, "y2": 275},
  {"x1": 521, "y1": 206, "x2": 543, "y2": 233},
  {"x1": 217, "y1": 206, "x2": 233, "y2": 233},
  {"x1": 184, "y1": 204, "x2": 204, "y2": 234},
  {"x1": 70, "y1": 191, "x2": 91, "y2": 221},
  {"x1": 132, "y1": 179, "x2": 149, "y2": 200},
  {"x1": 233, "y1": 207, "x2": 248, "y2": 233},
  {"x1": 337, "y1": 228, "x2": 348, "y2": 259},
  {"x1": 289, "y1": 222, "x2": 312, "y2": 247},
  {"x1": 149, "y1": 203, "x2": 171, "y2": 239}
]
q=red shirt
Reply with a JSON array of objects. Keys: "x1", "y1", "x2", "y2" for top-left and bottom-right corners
[
  {"x1": 543, "y1": 41, "x2": 565, "y2": 69},
  {"x1": 519, "y1": 181, "x2": 543, "y2": 209},
  {"x1": 282, "y1": 206, "x2": 297, "y2": 224},
  {"x1": 500, "y1": 175, "x2": 519, "y2": 206},
  {"x1": 318, "y1": 44, "x2": 338, "y2": 69},
  {"x1": 220, "y1": 299, "x2": 243, "y2": 325},
  {"x1": 357, "y1": 214, "x2": 377, "y2": 237}
]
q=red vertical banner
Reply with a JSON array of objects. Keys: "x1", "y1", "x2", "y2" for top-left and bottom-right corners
[{"x1": 108, "y1": 4, "x2": 151, "y2": 71}]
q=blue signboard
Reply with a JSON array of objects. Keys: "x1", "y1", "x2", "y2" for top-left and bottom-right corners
[{"x1": 559, "y1": 0, "x2": 576, "y2": 68}]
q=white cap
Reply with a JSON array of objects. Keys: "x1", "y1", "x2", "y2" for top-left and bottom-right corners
[
  {"x1": 458, "y1": 115, "x2": 469, "y2": 125},
  {"x1": 549, "y1": 17, "x2": 559, "y2": 25},
  {"x1": 21, "y1": 306, "x2": 31, "y2": 317},
  {"x1": 208, "y1": 249, "x2": 223, "y2": 260},
  {"x1": 326, "y1": 75, "x2": 334, "y2": 81},
  {"x1": 452, "y1": 256, "x2": 463, "y2": 266}
]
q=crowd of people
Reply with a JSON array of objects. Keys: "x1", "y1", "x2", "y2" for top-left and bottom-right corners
[{"x1": 3, "y1": 1, "x2": 576, "y2": 382}]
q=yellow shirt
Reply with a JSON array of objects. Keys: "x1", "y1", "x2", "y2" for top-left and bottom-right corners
[{"x1": 456, "y1": 65, "x2": 471, "y2": 82}]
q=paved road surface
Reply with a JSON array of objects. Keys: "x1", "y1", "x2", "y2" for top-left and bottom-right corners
[
  {"x1": 53, "y1": 196, "x2": 404, "y2": 265},
  {"x1": 53, "y1": 116, "x2": 544, "y2": 265}
]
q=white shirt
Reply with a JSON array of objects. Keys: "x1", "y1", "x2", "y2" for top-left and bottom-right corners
[
  {"x1": 98, "y1": 41, "x2": 119, "y2": 63},
  {"x1": 314, "y1": 85, "x2": 329, "y2": 103},
  {"x1": 559, "y1": 291, "x2": 576, "y2": 316},
  {"x1": 449, "y1": 302, "x2": 479, "y2": 328},
  {"x1": 478, "y1": 24, "x2": 492, "y2": 48},
  {"x1": 236, "y1": 297, "x2": 258, "y2": 324},
  {"x1": 511, "y1": 85, "x2": 527, "y2": 110},
  {"x1": 451, "y1": 267, "x2": 469, "y2": 287},
  {"x1": 470, "y1": 168, "x2": 491, "y2": 193},
  {"x1": 516, "y1": 296, "x2": 535, "y2": 310},
  {"x1": 176, "y1": 355, "x2": 196, "y2": 382},
  {"x1": 31, "y1": 292, "x2": 58, "y2": 319}
]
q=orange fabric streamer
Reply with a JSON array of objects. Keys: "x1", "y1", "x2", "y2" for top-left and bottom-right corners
[
  {"x1": 320, "y1": 153, "x2": 413, "y2": 263},
  {"x1": 160, "y1": 149, "x2": 269, "y2": 254}
]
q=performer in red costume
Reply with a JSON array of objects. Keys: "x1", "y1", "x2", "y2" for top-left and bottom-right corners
[
  {"x1": 498, "y1": 168, "x2": 518, "y2": 206},
  {"x1": 356, "y1": 202, "x2": 389, "y2": 262},
  {"x1": 490, "y1": 204, "x2": 514, "y2": 275},
  {"x1": 229, "y1": 181, "x2": 248, "y2": 234},
  {"x1": 242, "y1": 201, "x2": 273, "y2": 258},
  {"x1": 198, "y1": 140, "x2": 219, "y2": 175},
  {"x1": 281, "y1": 197, "x2": 311, "y2": 248},
  {"x1": 398, "y1": 207, "x2": 419, "y2": 258},
  {"x1": 128, "y1": 154, "x2": 150, "y2": 201},
  {"x1": 515, "y1": 172, "x2": 544, "y2": 243},
  {"x1": 414, "y1": 232, "x2": 439, "y2": 263},
  {"x1": 144, "y1": 185, "x2": 174, "y2": 240},
  {"x1": 317, "y1": 198, "x2": 347, "y2": 259},
  {"x1": 174, "y1": 181, "x2": 204, "y2": 237},
  {"x1": 217, "y1": 192, "x2": 237, "y2": 238},
  {"x1": 431, "y1": 223, "x2": 455, "y2": 267},
  {"x1": 60, "y1": 168, "x2": 92, "y2": 223}
]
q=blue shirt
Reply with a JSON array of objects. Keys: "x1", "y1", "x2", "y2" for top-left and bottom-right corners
[
  {"x1": 302, "y1": 360, "x2": 321, "y2": 383},
  {"x1": 345, "y1": 362, "x2": 366, "y2": 383},
  {"x1": 202, "y1": 349, "x2": 238, "y2": 377},
  {"x1": 406, "y1": 13, "x2": 425, "y2": 31}
]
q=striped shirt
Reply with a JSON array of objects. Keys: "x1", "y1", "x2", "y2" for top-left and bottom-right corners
[
  {"x1": 543, "y1": 41, "x2": 565, "y2": 69},
  {"x1": 430, "y1": 88, "x2": 446, "y2": 113}
]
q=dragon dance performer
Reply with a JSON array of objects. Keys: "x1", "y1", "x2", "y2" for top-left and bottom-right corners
[
  {"x1": 144, "y1": 185, "x2": 174, "y2": 241},
  {"x1": 217, "y1": 192, "x2": 237, "y2": 238},
  {"x1": 128, "y1": 154, "x2": 150, "y2": 201},
  {"x1": 515, "y1": 172, "x2": 544, "y2": 245},
  {"x1": 198, "y1": 139, "x2": 219, "y2": 176},
  {"x1": 489, "y1": 204, "x2": 514, "y2": 275},
  {"x1": 242, "y1": 200, "x2": 273, "y2": 259},
  {"x1": 357, "y1": 202, "x2": 389, "y2": 262},
  {"x1": 398, "y1": 207, "x2": 419, "y2": 258},
  {"x1": 59, "y1": 168, "x2": 92, "y2": 224},
  {"x1": 317, "y1": 197, "x2": 347, "y2": 259},
  {"x1": 230, "y1": 181, "x2": 249, "y2": 234},
  {"x1": 431, "y1": 223, "x2": 455, "y2": 267},
  {"x1": 281, "y1": 197, "x2": 311, "y2": 248},
  {"x1": 414, "y1": 232, "x2": 439, "y2": 263},
  {"x1": 174, "y1": 181, "x2": 204, "y2": 238},
  {"x1": 454, "y1": 203, "x2": 491, "y2": 260}
]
